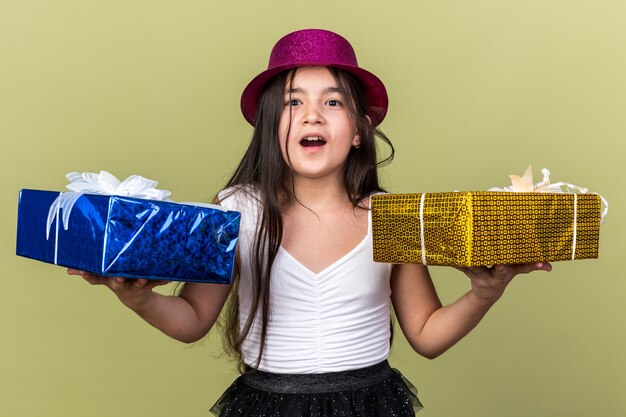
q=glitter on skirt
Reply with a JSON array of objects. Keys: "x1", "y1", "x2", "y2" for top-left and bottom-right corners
[{"x1": 210, "y1": 360, "x2": 423, "y2": 416}]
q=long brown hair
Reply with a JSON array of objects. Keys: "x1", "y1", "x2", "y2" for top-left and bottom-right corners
[{"x1": 219, "y1": 67, "x2": 394, "y2": 373}]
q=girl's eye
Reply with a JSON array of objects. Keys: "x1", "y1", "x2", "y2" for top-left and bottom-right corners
[
  {"x1": 326, "y1": 99, "x2": 341, "y2": 107},
  {"x1": 286, "y1": 99, "x2": 301, "y2": 106}
]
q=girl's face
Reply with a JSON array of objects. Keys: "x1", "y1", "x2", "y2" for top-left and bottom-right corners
[{"x1": 278, "y1": 66, "x2": 360, "y2": 183}]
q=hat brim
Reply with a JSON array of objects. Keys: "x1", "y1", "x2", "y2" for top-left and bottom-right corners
[{"x1": 240, "y1": 63, "x2": 388, "y2": 127}]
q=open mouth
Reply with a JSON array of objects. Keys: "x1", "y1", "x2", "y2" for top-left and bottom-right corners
[{"x1": 300, "y1": 136, "x2": 326, "y2": 147}]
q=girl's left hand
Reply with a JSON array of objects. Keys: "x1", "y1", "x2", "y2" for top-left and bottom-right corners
[{"x1": 455, "y1": 262, "x2": 553, "y2": 305}]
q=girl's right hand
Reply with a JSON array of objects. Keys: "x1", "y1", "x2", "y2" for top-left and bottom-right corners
[{"x1": 67, "y1": 269, "x2": 168, "y2": 311}]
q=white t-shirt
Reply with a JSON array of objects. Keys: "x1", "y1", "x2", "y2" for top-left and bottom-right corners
[{"x1": 219, "y1": 186, "x2": 393, "y2": 374}]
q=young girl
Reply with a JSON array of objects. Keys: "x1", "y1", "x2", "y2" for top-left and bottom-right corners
[{"x1": 69, "y1": 29, "x2": 551, "y2": 416}]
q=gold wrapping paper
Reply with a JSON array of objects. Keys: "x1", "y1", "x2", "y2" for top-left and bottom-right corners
[{"x1": 371, "y1": 192, "x2": 601, "y2": 266}]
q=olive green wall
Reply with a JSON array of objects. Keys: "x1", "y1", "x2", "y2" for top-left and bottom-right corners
[{"x1": 2, "y1": 1, "x2": 624, "y2": 416}]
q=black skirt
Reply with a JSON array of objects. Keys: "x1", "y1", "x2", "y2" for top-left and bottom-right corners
[{"x1": 210, "y1": 360, "x2": 423, "y2": 416}]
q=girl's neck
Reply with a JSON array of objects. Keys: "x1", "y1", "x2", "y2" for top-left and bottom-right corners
[{"x1": 283, "y1": 173, "x2": 350, "y2": 210}]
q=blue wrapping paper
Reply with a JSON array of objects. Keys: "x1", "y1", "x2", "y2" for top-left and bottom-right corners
[{"x1": 16, "y1": 189, "x2": 240, "y2": 284}]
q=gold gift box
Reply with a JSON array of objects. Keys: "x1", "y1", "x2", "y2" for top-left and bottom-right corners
[{"x1": 371, "y1": 192, "x2": 601, "y2": 266}]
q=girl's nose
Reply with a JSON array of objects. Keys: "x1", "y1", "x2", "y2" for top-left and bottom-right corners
[{"x1": 302, "y1": 104, "x2": 324, "y2": 125}]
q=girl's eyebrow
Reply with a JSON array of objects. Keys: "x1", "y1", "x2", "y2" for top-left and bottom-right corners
[{"x1": 285, "y1": 87, "x2": 342, "y2": 95}]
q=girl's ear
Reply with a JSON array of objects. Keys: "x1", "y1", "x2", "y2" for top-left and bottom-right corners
[
  {"x1": 352, "y1": 115, "x2": 370, "y2": 148},
  {"x1": 352, "y1": 126, "x2": 361, "y2": 148}
]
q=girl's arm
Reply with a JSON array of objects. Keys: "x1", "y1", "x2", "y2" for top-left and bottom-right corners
[
  {"x1": 67, "y1": 194, "x2": 241, "y2": 343},
  {"x1": 68, "y1": 269, "x2": 233, "y2": 344},
  {"x1": 390, "y1": 262, "x2": 551, "y2": 359}
]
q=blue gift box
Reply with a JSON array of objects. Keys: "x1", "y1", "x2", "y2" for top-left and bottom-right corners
[{"x1": 16, "y1": 189, "x2": 240, "y2": 284}]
